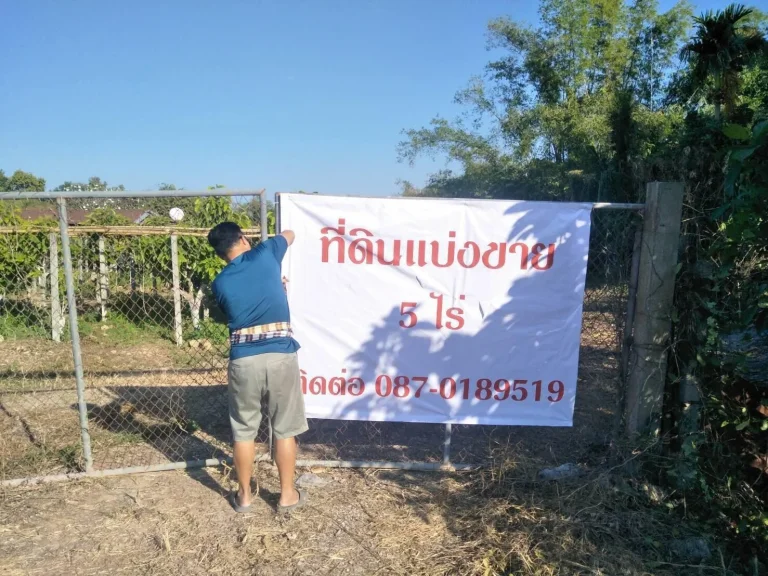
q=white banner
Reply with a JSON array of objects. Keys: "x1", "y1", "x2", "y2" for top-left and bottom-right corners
[{"x1": 280, "y1": 194, "x2": 592, "y2": 426}]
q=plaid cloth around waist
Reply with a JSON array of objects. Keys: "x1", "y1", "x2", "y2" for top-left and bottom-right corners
[{"x1": 230, "y1": 322, "x2": 293, "y2": 345}]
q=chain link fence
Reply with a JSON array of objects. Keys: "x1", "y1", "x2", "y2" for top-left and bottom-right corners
[
  {"x1": 1, "y1": 192, "x2": 642, "y2": 483},
  {"x1": 1, "y1": 191, "x2": 270, "y2": 482},
  {"x1": 0, "y1": 219, "x2": 74, "y2": 481},
  {"x1": 72, "y1": 227, "x2": 270, "y2": 473}
]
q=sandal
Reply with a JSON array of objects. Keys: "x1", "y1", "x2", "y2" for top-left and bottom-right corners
[
  {"x1": 277, "y1": 488, "x2": 307, "y2": 513},
  {"x1": 230, "y1": 491, "x2": 253, "y2": 514}
]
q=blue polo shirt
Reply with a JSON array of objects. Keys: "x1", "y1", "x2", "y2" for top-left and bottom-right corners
[{"x1": 211, "y1": 236, "x2": 300, "y2": 360}]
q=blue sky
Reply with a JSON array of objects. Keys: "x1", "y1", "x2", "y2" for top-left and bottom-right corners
[{"x1": 0, "y1": 0, "x2": 734, "y2": 197}]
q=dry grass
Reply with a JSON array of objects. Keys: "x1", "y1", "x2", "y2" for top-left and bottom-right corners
[
  {"x1": 0, "y1": 466, "x2": 459, "y2": 576},
  {"x1": 435, "y1": 451, "x2": 731, "y2": 576},
  {"x1": 0, "y1": 448, "x2": 741, "y2": 576}
]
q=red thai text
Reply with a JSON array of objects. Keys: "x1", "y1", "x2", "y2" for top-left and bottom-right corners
[
  {"x1": 320, "y1": 219, "x2": 556, "y2": 271},
  {"x1": 300, "y1": 368, "x2": 365, "y2": 397},
  {"x1": 400, "y1": 293, "x2": 465, "y2": 330}
]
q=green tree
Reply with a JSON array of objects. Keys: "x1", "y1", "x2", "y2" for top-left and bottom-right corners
[
  {"x1": 88, "y1": 177, "x2": 107, "y2": 191},
  {"x1": 680, "y1": 4, "x2": 767, "y2": 121},
  {"x1": 396, "y1": 179, "x2": 424, "y2": 197},
  {"x1": 148, "y1": 183, "x2": 197, "y2": 217},
  {"x1": 399, "y1": 0, "x2": 691, "y2": 203},
  {"x1": 0, "y1": 205, "x2": 47, "y2": 296},
  {"x1": 82, "y1": 208, "x2": 132, "y2": 226},
  {"x1": 53, "y1": 176, "x2": 125, "y2": 193},
  {"x1": 0, "y1": 170, "x2": 8, "y2": 192},
  {"x1": 238, "y1": 197, "x2": 274, "y2": 228},
  {"x1": 622, "y1": 0, "x2": 693, "y2": 110},
  {"x1": 177, "y1": 196, "x2": 251, "y2": 329},
  {"x1": 740, "y1": 49, "x2": 768, "y2": 115},
  {"x1": 6, "y1": 170, "x2": 46, "y2": 192},
  {"x1": 80, "y1": 210, "x2": 133, "y2": 312},
  {"x1": 54, "y1": 177, "x2": 129, "y2": 210}
]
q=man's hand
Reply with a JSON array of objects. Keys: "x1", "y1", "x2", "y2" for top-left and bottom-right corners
[
  {"x1": 280, "y1": 230, "x2": 296, "y2": 246},
  {"x1": 282, "y1": 276, "x2": 289, "y2": 293}
]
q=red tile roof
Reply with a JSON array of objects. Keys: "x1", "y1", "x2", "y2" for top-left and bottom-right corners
[{"x1": 20, "y1": 208, "x2": 147, "y2": 225}]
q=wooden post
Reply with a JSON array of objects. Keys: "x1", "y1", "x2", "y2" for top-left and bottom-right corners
[
  {"x1": 625, "y1": 182, "x2": 684, "y2": 436},
  {"x1": 49, "y1": 233, "x2": 63, "y2": 342},
  {"x1": 98, "y1": 235, "x2": 108, "y2": 321},
  {"x1": 170, "y1": 234, "x2": 183, "y2": 347}
]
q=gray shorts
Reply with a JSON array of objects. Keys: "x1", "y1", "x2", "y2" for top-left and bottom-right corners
[{"x1": 228, "y1": 352, "x2": 308, "y2": 442}]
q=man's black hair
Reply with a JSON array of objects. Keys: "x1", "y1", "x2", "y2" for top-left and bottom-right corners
[{"x1": 207, "y1": 222, "x2": 244, "y2": 258}]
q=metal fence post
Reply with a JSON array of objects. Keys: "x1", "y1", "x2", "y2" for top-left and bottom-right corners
[
  {"x1": 57, "y1": 198, "x2": 94, "y2": 472},
  {"x1": 49, "y1": 232, "x2": 63, "y2": 343},
  {"x1": 260, "y1": 189, "x2": 268, "y2": 242},
  {"x1": 267, "y1": 190, "x2": 275, "y2": 461},
  {"x1": 442, "y1": 424, "x2": 452, "y2": 467},
  {"x1": 170, "y1": 233, "x2": 184, "y2": 346},
  {"x1": 275, "y1": 193, "x2": 281, "y2": 236}
]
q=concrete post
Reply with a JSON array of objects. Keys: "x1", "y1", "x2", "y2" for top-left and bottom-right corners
[
  {"x1": 170, "y1": 234, "x2": 184, "y2": 347},
  {"x1": 98, "y1": 235, "x2": 108, "y2": 321},
  {"x1": 49, "y1": 232, "x2": 63, "y2": 342},
  {"x1": 624, "y1": 182, "x2": 684, "y2": 436}
]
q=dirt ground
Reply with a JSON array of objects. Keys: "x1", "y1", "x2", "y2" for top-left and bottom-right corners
[
  {"x1": 1, "y1": 454, "x2": 744, "y2": 576},
  {"x1": 0, "y1": 465, "x2": 466, "y2": 576}
]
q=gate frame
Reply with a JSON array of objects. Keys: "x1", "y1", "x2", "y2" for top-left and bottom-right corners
[{"x1": 1, "y1": 187, "x2": 647, "y2": 486}]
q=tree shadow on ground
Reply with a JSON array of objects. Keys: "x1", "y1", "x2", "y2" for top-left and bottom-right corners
[{"x1": 81, "y1": 389, "x2": 272, "y2": 499}]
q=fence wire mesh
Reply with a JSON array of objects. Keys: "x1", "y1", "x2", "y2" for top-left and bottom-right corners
[
  {"x1": 1, "y1": 194, "x2": 269, "y2": 481},
  {"x1": 0, "y1": 218, "x2": 76, "y2": 481},
  {"x1": 1, "y1": 198, "x2": 641, "y2": 482}
]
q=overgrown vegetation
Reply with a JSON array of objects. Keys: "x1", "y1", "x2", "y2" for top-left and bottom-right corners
[
  {"x1": 400, "y1": 0, "x2": 768, "y2": 571},
  {"x1": 668, "y1": 118, "x2": 768, "y2": 558}
]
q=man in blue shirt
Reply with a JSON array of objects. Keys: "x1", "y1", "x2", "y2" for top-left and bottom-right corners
[{"x1": 208, "y1": 222, "x2": 307, "y2": 513}]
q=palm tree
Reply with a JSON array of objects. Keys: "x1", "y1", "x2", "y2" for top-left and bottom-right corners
[{"x1": 680, "y1": 4, "x2": 766, "y2": 121}]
